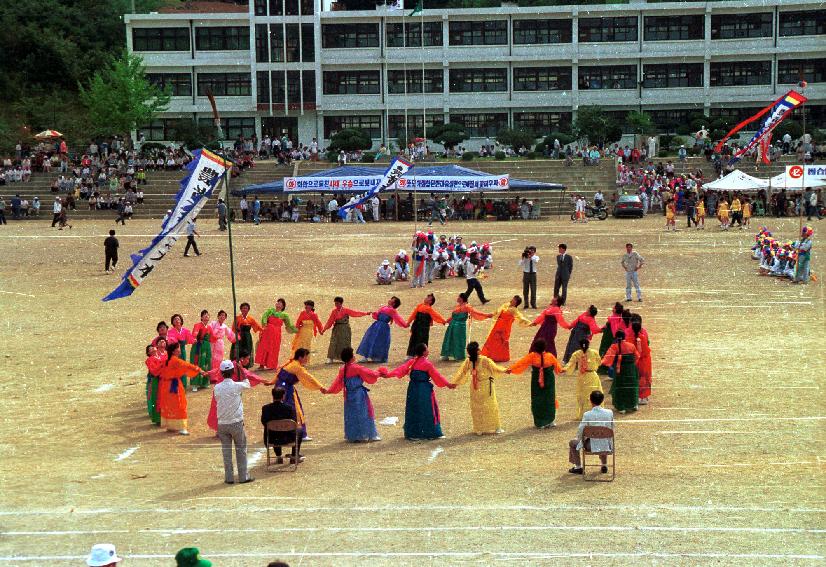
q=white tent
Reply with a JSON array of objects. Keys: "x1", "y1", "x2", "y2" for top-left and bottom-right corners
[
  {"x1": 703, "y1": 169, "x2": 769, "y2": 192},
  {"x1": 768, "y1": 170, "x2": 826, "y2": 192}
]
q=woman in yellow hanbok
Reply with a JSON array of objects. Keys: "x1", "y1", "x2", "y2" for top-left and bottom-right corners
[
  {"x1": 563, "y1": 338, "x2": 604, "y2": 419},
  {"x1": 451, "y1": 342, "x2": 509, "y2": 435}
]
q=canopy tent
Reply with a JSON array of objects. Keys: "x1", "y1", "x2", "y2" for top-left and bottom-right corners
[
  {"x1": 768, "y1": 168, "x2": 826, "y2": 192},
  {"x1": 702, "y1": 169, "x2": 769, "y2": 192},
  {"x1": 232, "y1": 164, "x2": 565, "y2": 196}
]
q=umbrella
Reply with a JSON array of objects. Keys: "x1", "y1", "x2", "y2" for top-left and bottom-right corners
[{"x1": 34, "y1": 130, "x2": 63, "y2": 139}]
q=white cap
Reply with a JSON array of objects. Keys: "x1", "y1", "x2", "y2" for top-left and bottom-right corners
[
  {"x1": 219, "y1": 360, "x2": 234, "y2": 372},
  {"x1": 382, "y1": 259, "x2": 390, "y2": 266},
  {"x1": 87, "y1": 544, "x2": 122, "y2": 566}
]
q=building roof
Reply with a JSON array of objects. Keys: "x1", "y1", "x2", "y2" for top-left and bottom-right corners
[{"x1": 157, "y1": 1, "x2": 248, "y2": 14}]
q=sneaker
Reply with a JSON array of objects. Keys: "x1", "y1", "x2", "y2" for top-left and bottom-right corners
[
  {"x1": 288, "y1": 456, "x2": 305, "y2": 464},
  {"x1": 568, "y1": 467, "x2": 584, "y2": 475},
  {"x1": 239, "y1": 477, "x2": 255, "y2": 484},
  {"x1": 619, "y1": 410, "x2": 627, "y2": 414},
  {"x1": 637, "y1": 298, "x2": 643, "y2": 302},
  {"x1": 192, "y1": 387, "x2": 198, "y2": 392},
  {"x1": 624, "y1": 298, "x2": 632, "y2": 302},
  {"x1": 325, "y1": 358, "x2": 333, "y2": 364},
  {"x1": 370, "y1": 436, "x2": 382, "y2": 441},
  {"x1": 601, "y1": 465, "x2": 608, "y2": 474},
  {"x1": 179, "y1": 430, "x2": 189, "y2": 436},
  {"x1": 638, "y1": 398, "x2": 649, "y2": 405},
  {"x1": 302, "y1": 436, "x2": 313, "y2": 442},
  {"x1": 495, "y1": 428, "x2": 505, "y2": 434},
  {"x1": 224, "y1": 480, "x2": 234, "y2": 484},
  {"x1": 184, "y1": 254, "x2": 190, "y2": 257},
  {"x1": 358, "y1": 358, "x2": 369, "y2": 363}
]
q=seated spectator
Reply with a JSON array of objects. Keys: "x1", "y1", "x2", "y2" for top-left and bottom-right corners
[
  {"x1": 568, "y1": 390, "x2": 614, "y2": 475},
  {"x1": 85, "y1": 543, "x2": 123, "y2": 566},
  {"x1": 261, "y1": 387, "x2": 303, "y2": 464},
  {"x1": 376, "y1": 260, "x2": 393, "y2": 284}
]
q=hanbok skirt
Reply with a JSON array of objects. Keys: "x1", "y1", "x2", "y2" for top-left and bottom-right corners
[
  {"x1": 407, "y1": 312, "x2": 432, "y2": 357},
  {"x1": 189, "y1": 338, "x2": 211, "y2": 388},
  {"x1": 597, "y1": 325, "x2": 614, "y2": 375},
  {"x1": 481, "y1": 320, "x2": 512, "y2": 362},
  {"x1": 610, "y1": 356, "x2": 639, "y2": 411},
  {"x1": 468, "y1": 375, "x2": 501, "y2": 434},
  {"x1": 404, "y1": 370, "x2": 443, "y2": 440},
  {"x1": 356, "y1": 314, "x2": 392, "y2": 362},
  {"x1": 343, "y1": 377, "x2": 378, "y2": 441},
  {"x1": 146, "y1": 373, "x2": 160, "y2": 425},
  {"x1": 291, "y1": 319, "x2": 315, "y2": 356},
  {"x1": 575, "y1": 371, "x2": 603, "y2": 419},
  {"x1": 563, "y1": 321, "x2": 591, "y2": 365},
  {"x1": 159, "y1": 377, "x2": 188, "y2": 431},
  {"x1": 255, "y1": 323, "x2": 282, "y2": 369},
  {"x1": 637, "y1": 353, "x2": 652, "y2": 400},
  {"x1": 230, "y1": 326, "x2": 255, "y2": 367},
  {"x1": 532, "y1": 317, "x2": 558, "y2": 356},
  {"x1": 530, "y1": 367, "x2": 556, "y2": 428},
  {"x1": 327, "y1": 317, "x2": 351, "y2": 360},
  {"x1": 440, "y1": 312, "x2": 468, "y2": 360}
]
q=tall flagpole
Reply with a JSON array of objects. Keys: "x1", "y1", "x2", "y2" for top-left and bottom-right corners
[{"x1": 421, "y1": 5, "x2": 426, "y2": 158}]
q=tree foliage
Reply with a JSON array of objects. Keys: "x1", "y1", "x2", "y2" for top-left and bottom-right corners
[
  {"x1": 773, "y1": 119, "x2": 803, "y2": 141},
  {"x1": 79, "y1": 51, "x2": 171, "y2": 141},
  {"x1": 329, "y1": 127, "x2": 373, "y2": 152},
  {"x1": 429, "y1": 122, "x2": 469, "y2": 150},
  {"x1": 496, "y1": 127, "x2": 538, "y2": 150},
  {"x1": 625, "y1": 111, "x2": 656, "y2": 135},
  {"x1": 573, "y1": 106, "x2": 622, "y2": 146}
]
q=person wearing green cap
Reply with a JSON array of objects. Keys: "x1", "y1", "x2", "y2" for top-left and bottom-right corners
[{"x1": 175, "y1": 547, "x2": 211, "y2": 567}]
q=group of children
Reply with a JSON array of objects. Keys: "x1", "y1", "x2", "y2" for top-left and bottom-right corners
[
  {"x1": 141, "y1": 292, "x2": 654, "y2": 444},
  {"x1": 377, "y1": 232, "x2": 493, "y2": 286},
  {"x1": 753, "y1": 225, "x2": 815, "y2": 284},
  {"x1": 664, "y1": 193, "x2": 753, "y2": 231}
]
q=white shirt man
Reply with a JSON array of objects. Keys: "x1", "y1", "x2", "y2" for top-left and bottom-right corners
[
  {"x1": 594, "y1": 190, "x2": 604, "y2": 206},
  {"x1": 371, "y1": 195, "x2": 380, "y2": 222},
  {"x1": 53, "y1": 198, "x2": 62, "y2": 214},
  {"x1": 568, "y1": 390, "x2": 614, "y2": 474},
  {"x1": 239, "y1": 197, "x2": 248, "y2": 221},
  {"x1": 213, "y1": 360, "x2": 253, "y2": 484}
]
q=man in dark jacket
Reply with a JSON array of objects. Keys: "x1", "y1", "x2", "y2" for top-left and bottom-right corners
[
  {"x1": 554, "y1": 243, "x2": 573, "y2": 306},
  {"x1": 261, "y1": 387, "x2": 303, "y2": 463}
]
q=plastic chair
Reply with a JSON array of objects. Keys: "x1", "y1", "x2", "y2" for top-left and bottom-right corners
[
  {"x1": 581, "y1": 425, "x2": 615, "y2": 482},
  {"x1": 265, "y1": 419, "x2": 300, "y2": 471}
]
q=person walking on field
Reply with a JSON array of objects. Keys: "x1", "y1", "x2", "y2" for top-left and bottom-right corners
[
  {"x1": 184, "y1": 217, "x2": 201, "y2": 257},
  {"x1": 622, "y1": 243, "x2": 644, "y2": 302},
  {"x1": 104, "y1": 229, "x2": 119, "y2": 273},
  {"x1": 51, "y1": 196, "x2": 62, "y2": 227},
  {"x1": 554, "y1": 243, "x2": 573, "y2": 306},
  {"x1": 216, "y1": 199, "x2": 228, "y2": 231},
  {"x1": 214, "y1": 360, "x2": 254, "y2": 485}
]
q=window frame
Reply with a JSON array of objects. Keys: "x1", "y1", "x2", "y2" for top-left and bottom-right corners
[
  {"x1": 448, "y1": 68, "x2": 508, "y2": 93},
  {"x1": 512, "y1": 19, "x2": 572, "y2": 45},
  {"x1": 642, "y1": 63, "x2": 703, "y2": 88},
  {"x1": 710, "y1": 61, "x2": 772, "y2": 87},
  {"x1": 132, "y1": 27, "x2": 190, "y2": 52},
  {"x1": 578, "y1": 16, "x2": 638, "y2": 43},
  {"x1": 195, "y1": 26, "x2": 250, "y2": 51},
  {"x1": 448, "y1": 20, "x2": 508, "y2": 46},
  {"x1": 196, "y1": 73, "x2": 253, "y2": 97},
  {"x1": 321, "y1": 23, "x2": 380, "y2": 49},
  {"x1": 711, "y1": 12, "x2": 773, "y2": 40},
  {"x1": 513, "y1": 67, "x2": 572, "y2": 91},
  {"x1": 386, "y1": 21, "x2": 443, "y2": 47},
  {"x1": 387, "y1": 69, "x2": 444, "y2": 94},
  {"x1": 322, "y1": 70, "x2": 381, "y2": 95},
  {"x1": 324, "y1": 115, "x2": 382, "y2": 139},
  {"x1": 643, "y1": 15, "x2": 704, "y2": 41},
  {"x1": 578, "y1": 65, "x2": 638, "y2": 90},
  {"x1": 779, "y1": 10, "x2": 826, "y2": 37},
  {"x1": 513, "y1": 111, "x2": 572, "y2": 133},
  {"x1": 387, "y1": 114, "x2": 445, "y2": 139},
  {"x1": 448, "y1": 113, "x2": 508, "y2": 138},
  {"x1": 146, "y1": 73, "x2": 192, "y2": 97},
  {"x1": 777, "y1": 58, "x2": 826, "y2": 84}
]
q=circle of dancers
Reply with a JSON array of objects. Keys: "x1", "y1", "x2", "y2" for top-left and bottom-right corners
[{"x1": 143, "y1": 290, "x2": 654, "y2": 443}]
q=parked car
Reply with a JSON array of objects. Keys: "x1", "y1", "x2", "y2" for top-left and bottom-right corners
[{"x1": 613, "y1": 195, "x2": 644, "y2": 218}]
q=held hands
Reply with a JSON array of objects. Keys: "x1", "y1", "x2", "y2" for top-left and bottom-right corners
[
  {"x1": 448, "y1": 383, "x2": 457, "y2": 389},
  {"x1": 320, "y1": 387, "x2": 328, "y2": 394},
  {"x1": 377, "y1": 367, "x2": 389, "y2": 377}
]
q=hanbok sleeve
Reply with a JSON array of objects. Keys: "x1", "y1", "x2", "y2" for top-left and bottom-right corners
[
  {"x1": 354, "y1": 363, "x2": 381, "y2": 384},
  {"x1": 389, "y1": 308, "x2": 409, "y2": 328},
  {"x1": 206, "y1": 368, "x2": 222, "y2": 384},
  {"x1": 279, "y1": 312, "x2": 298, "y2": 333},
  {"x1": 514, "y1": 309, "x2": 532, "y2": 327},
  {"x1": 249, "y1": 318, "x2": 263, "y2": 333},
  {"x1": 241, "y1": 368, "x2": 268, "y2": 387},
  {"x1": 343, "y1": 307, "x2": 370, "y2": 318},
  {"x1": 508, "y1": 353, "x2": 537, "y2": 375},
  {"x1": 600, "y1": 344, "x2": 619, "y2": 367},
  {"x1": 311, "y1": 312, "x2": 323, "y2": 335},
  {"x1": 531, "y1": 311, "x2": 546, "y2": 326},
  {"x1": 325, "y1": 367, "x2": 346, "y2": 395},
  {"x1": 468, "y1": 306, "x2": 493, "y2": 321},
  {"x1": 587, "y1": 317, "x2": 603, "y2": 335},
  {"x1": 322, "y1": 310, "x2": 337, "y2": 332},
  {"x1": 385, "y1": 358, "x2": 415, "y2": 378},
  {"x1": 562, "y1": 351, "x2": 580, "y2": 374},
  {"x1": 556, "y1": 313, "x2": 574, "y2": 330},
  {"x1": 451, "y1": 359, "x2": 472, "y2": 386},
  {"x1": 295, "y1": 365, "x2": 324, "y2": 391},
  {"x1": 172, "y1": 357, "x2": 203, "y2": 378},
  {"x1": 426, "y1": 306, "x2": 447, "y2": 325},
  {"x1": 406, "y1": 306, "x2": 419, "y2": 325},
  {"x1": 483, "y1": 357, "x2": 509, "y2": 377},
  {"x1": 547, "y1": 353, "x2": 563, "y2": 373},
  {"x1": 421, "y1": 358, "x2": 450, "y2": 387}
]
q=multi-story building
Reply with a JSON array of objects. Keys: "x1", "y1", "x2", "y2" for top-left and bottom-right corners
[{"x1": 124, "y1": 0, "x2": 826, "y2": 148}]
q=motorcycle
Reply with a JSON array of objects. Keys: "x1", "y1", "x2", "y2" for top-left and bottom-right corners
[{"x1": 571, "y1": 203, "x2": 608, "y2": 221}]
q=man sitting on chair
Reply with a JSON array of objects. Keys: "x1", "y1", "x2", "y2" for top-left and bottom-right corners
[
  {"x1": 568, "y1": 390, "x2": 613, "y2": 475},
  {"x1": 261, "y1": 387, "x2": 303, "y2": 464}
]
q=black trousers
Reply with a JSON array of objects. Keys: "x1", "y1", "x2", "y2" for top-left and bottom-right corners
[
  {"x1": 465, "y1": 278, "x2": 487, "y2": 302},
  {"x1": 686, "y1": 206, "x2": 697, "y2": 227},
  {"x1": 115, "y1": 213, "x2": 126, "y2": 225},
  {"x1": 184, "y1": 235, "x2": 200, "y2": 256},
  {"x1": 51, "y1": 213, "x2": 60, "y2": 227},
  {"x1": 522, "y1": 272, "x2": 537, "y2": 308},
  {"x1": 0, "y1": 210, "x2": 6, "y2": 224},
  {"x1": 273, "y1": 436, "x2": 302, "y2": 457},
  {"x1": 105, "y1": 250, "x2": 118, "y2": 271},
  {"x1": 554, "y1": 275, "x2": 569, "y2": 306}
]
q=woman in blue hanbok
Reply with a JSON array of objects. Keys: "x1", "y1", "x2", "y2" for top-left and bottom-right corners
[
  {"x1": 356, "y1": 296, "x2": 408, "y2": 363},
  {"x1": 324, "y1": 347, "x2": 382, "y2": 442}
]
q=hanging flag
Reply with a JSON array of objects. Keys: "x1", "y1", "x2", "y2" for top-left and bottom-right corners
[
  {"x1": 102, "y1": 149, "x2": 229, "y2": 301},
  {"x1": 409, "y1": 0, "x2": 423, "y2": 16},
  {"x1": 338, "y1": 156, "x2": 413, "y2": 219},
  {"x1": 714, "y1": 90, "x2": 807, "y2": 165},
  {"x1": 387, "y1": 0, "x2": 403, "y2": 10}
]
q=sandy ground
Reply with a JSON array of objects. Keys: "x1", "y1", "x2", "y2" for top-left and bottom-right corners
[{"x1": 0, "y1": 214, "x2": 823, "y2": 566}]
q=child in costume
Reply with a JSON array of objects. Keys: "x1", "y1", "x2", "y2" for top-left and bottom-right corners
[
  {"x1": 394, "y1": 249, "x2": 410, "y2": 281},
  {"x1": 189, "y1": 310, "x2": 213, "y2": 391},
  {"x1": 376, "y1": 260, "x2": 394, "y2": 284},
  {"x1": 718, "y1": 199, "x2": 730, "y2": 230},
  {"x1": 145, "y1": 342, "x2": 166, "y2": 425},
  {"x1": 356, "y1": 296, "x2": 408, "y2": 363},
  {"x1": 480, "y1": 296, "x2": 532, "y2": 362},
  {"x1": 406, "y1": 293, "x2": 447, "y2": 358},
  {"x1": 291, "y1": 300, "x2": 324, "y2": 361},
  {"x1": 742, "y1": 198, "x2": 752, "y2": 229},
  {"x1": 256, "y1": 299, "x2": 297, "y2": 370},
  {"x1": 562, "y1": 338, "x2": 603, "y2": 419},
  {"x1": 276, "y1": 348, "x2": 326, "y2": 441},
  {"x1": 434, "y1": 249, "x2": 450, "y2": 279},
  {"x1": 209, "y1": 310, "x2": 236, "y2": 371},
  {"x1": 480, "y1": 243, "x2": 493, "y2": 269},
  {"x1": 665, "y1": 199, "x2": 677, "y2": 231},
  {"x1": 695, "y1": 199, "x2": 705, "y2": 230},
  {"x1": 507, "y1": 339, "x2": 563, "y2": 428},
  {"x1": 231, "y1": 303, "x2": 262, "y2": 367},
  {"x1": 440, "y1": 292, "x2": 492, "y2": 361},
  {"x1": 451, "y1": 341, "x2": 509, "y2": 435},
  {"x1": 425, "y1": 231, "x2": 436, "y2": 283},
  {"x1": 322, "y1": 296, "x2": 370, "y2": 364},
  {"x1": 324, "y1": 347, "x2": 382, "y2": 442}
]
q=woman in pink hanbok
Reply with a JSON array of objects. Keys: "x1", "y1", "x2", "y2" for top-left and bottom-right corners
[{"x1": 209, "y1": 310, "x2": 236, "y2": 370}]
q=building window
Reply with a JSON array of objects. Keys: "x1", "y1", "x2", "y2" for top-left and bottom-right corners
[
  {"x1": 710, "y1": 61, "x2": 772, "y2": 86},
  {"x1": 301, "y1": 24, "x2": 315, "y2": 62},
  {"x1": 578, "y1": 17, "x2": 638, "y2": 42},
  {"x1": 387, "y1": 69, "x2": 443, "y2": 94},
  {"x1": 711, "y1": 13, "x2": 773, "y2": 39},
  {"x1": 449, "y1": 69, "x2": 507, "y2": 93},
  {"x1": 254, "y1": 0, "x2": 267, "y2": 16},
  {"x1": 513, "y1": 19, "x2": 572, "y2": 44},
  {"x1": 643, "y1": 63, "x2": 703, "y2": 88},
  {"x1": 388, "y1": 114, "x2": 445, "y2": 139},
  {"x1": 386, "y1": 22, "x2": 443, "y2": 47},
  {"x1": 578, "y1": 65, "x2": 637, "y2": 90},
  {"x1": 779, "y1": 10, "x2": 826, "y2": 37},
  {"x1": 198, "y1": 117, "x2": 256, "y2": 140},
  {"x1": 285, "y1": 24, "x2": 301, "y2": 62},
  {"x1": 257, "y1": 71, "x2": 270, "y2": 103},
  {"x1": 300, "y1": 0, "x2": 314, "y2": 15},
  {"x1": 147, "y1": 73, "x2": 192, "y2": 97},
  {"x1": 196, "y1": 73, "x2": 252, "y2": 96},
  {"x1": 643, "y1": 15, "x2": 704, "y2": 41},
  {"x1": 195, "y1": 27, "x2": 249, "y2": 51},
  {"x1": 513, "y1": 112, "x2": 572, "y2": 133},
  {"x1": 778, "y1": 59, "x2": 826, "y2": 84},
  {"x1": 648, "y1": 110, "x2": 694, "y2": 134},
  {"x1": 324, "y1": 115, "x2": 381, "y2": 139},
  {"x1": 132, "y1": 28, "x2": 190, "y2": 51},
  {"x1": 255, "y1": 24, "x2": 269, "y2": 62},
  {"x1": 513, "y1": 67, "x2": 572, "y2": 91},
  {"x1": 302, "y1": 70, "x2": 316, "y2": 104},
  {"x1": 449, "y1": 113, "x2": 508, "y2": 138},
  {"x1": 323, "y1": 70, "x2": 381, "y2": 95},
  {"x1": 321, "y1": 23, "x2": 379, "y2": 48},
  {"x1": 448, "y1": 21, "x2": 508, "y2": 46},
  {"x1": 710, "y1": 106, "x2": 765, "y2": 123},
  {"x1": 139, "y1": 119, "x2": 178, "y2": 141}
]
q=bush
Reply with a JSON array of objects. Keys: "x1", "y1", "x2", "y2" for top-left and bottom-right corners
[
  {"x1": 461, "y1": 152, "x2": 475, "y2": 161},
  {"x1": 361, "y1": 152, "x2": 376, "y2": 163},
  {"x1": 526, "y1": 151, "x2": 539, "y2": 160},
  {"x1": 494, "y1": 151, "x2": 506, "y2": 160}
]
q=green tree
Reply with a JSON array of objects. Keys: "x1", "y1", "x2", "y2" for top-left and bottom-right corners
[
  {"x1": 773, "y1": 119, "x2": 803, "y2": 142},
  {"x1": 329, "y1": 127, "x2": 373, "y2": 152},
  {"x1": 625, "y1": 111, "x2": 655, "y2": 135},
  {"x1": 169, "y1": 119, "x2": 219, "y2": 150},
  {"x1": 496, "y1": 127, "x2": 538, "y2": 150},
  {"x1": 79, "y1": 51, "x2": 170, "y2": 145},
  {"x1": 429, "y1": 122, "x2": 469, "y2": 150},
  {"x1": 573, "y1": 106, "x2": 622, "y2": 146}
]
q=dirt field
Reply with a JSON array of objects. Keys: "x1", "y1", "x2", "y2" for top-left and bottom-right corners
[{"x1": 0, "y1": 214, "x2": 823, "y2": 566}]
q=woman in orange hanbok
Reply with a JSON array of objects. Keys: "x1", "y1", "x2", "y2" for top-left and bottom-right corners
[
  {"x1": 480, "y1": 296, "x2": 532, "y2": 362},
  {"x1": 291, "y1": 300, "x2": 324, "y2": 361},
  {"x1": 157, "y1": 342, "x2": 203, "y2": 435}
]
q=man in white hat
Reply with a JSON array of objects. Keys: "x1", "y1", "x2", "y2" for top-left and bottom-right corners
[
  {"x1": 213, "y1": 360, "x2": 253, "y2": 484},
  {"x1": 86, "y1": 543, "x2": 122, "y2": 566},
  {"x1": 376, "y1": 259, "x2": 393, "y2": 284}
]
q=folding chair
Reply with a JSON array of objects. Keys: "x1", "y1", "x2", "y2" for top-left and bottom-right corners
[
  {"x1": 265, "y1": 419, "x2": 300, "y2": 472},
  {"x1": 581, "y1": 425, "x2": 615, "y2": 482}
]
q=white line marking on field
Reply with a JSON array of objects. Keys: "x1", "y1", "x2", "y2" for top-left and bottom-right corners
[
  {"x1": 94, "y1": 384, "x2": 114, "y2": 393},
  {"x1": 657, "y1": 431, "x2": 760, "y2": 435},
  {"x1": 195, "y1": 496, "x2": 298, "y2": 500},
  {"x1": 0, "y1": 290, "x2": 36, "y2": 298},
  {"x1": 247, "y1": 448, "x2": 265, "y2": 468},
  {"x1": 114, "y1": 447, "x2": 139, "y2": 462},
  {"x1": 428, "y1": 447, "x2": 444, "y2": 462},
  {"x1": 490, "y1": 238, "x2": 516, "y2": 245}
]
